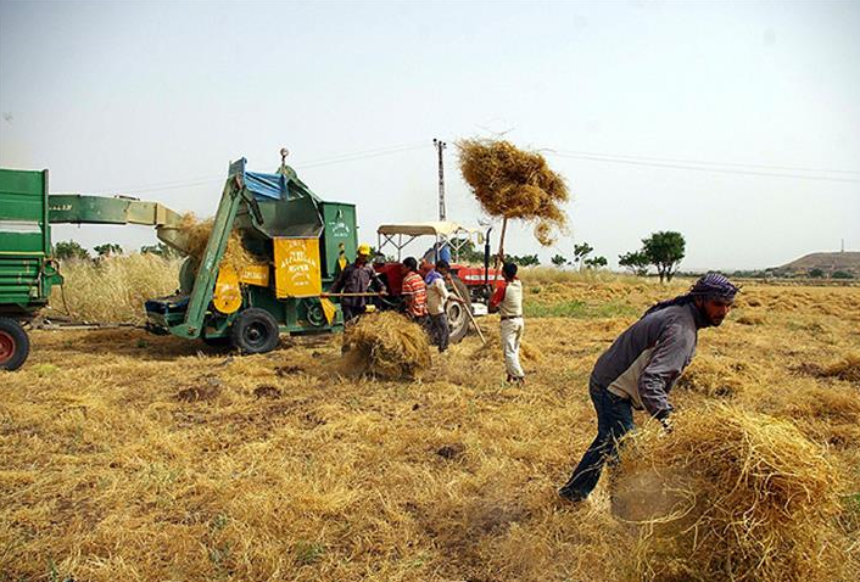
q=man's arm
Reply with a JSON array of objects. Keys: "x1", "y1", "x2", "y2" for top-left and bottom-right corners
[
  {"x1": 368, "y1": 266, "x2": 387, "y2": 294},
  {"x1": 330, "y1": 266, "x2": 348, "y2": 293},
  {"x1": 638, "y1": 323, "x2": 694, "y2": 420},
  {"x1": 488, "y1": 281, "x2": 507, "y2": 314}
]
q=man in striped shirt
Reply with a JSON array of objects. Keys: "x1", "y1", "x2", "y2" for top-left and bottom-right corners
[{"x1": 401, "y1": 257, "x2": 428, "y2": 322}]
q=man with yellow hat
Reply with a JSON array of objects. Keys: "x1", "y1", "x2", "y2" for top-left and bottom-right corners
[{"x1": 330, "y1": 243, "x2": 387, "y2": 323}]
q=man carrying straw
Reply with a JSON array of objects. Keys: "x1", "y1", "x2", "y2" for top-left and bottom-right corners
[
  {"x1": 558, "y1": 272, "x2": 740, "y2": 503},
  {"x1": 488, "y1": 262, "x2": 526, "y2": 384}
]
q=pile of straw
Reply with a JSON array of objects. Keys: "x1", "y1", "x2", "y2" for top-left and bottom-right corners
[
  {"x1": 614, "y1": 405, "x2": 846, "y2": 582},
  {"x1": 457, "y1": 139, "x2": 568, "y2": 245},
  {"x1": 674, "y1": 355, "x2": 758, "y2": 398},
  {"x1": 179, "y1": 213, "x2": 255, "y2": 273},
  {"x1": 341, "y1": 312, "x2": 432, "y2": 379},
  {"x1": 820, "y1": 352, "x2": 860, "y2": 383}
]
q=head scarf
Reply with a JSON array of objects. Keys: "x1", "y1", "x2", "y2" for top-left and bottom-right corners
[{"x1": 643, "y1": 272, "x2": 740, "y2": 317}]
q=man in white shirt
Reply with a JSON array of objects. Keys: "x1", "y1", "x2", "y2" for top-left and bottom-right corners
[
  {"x1": 425, "y1": 260, "x2": 461, "y2": 352},
  {"x1": 488, "y1": 262, "x2": 525, "y2": 384}
]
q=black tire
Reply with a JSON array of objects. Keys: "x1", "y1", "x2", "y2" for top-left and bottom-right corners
[
  {"x1": 446, "y1": 275, "x2": 473, "y2": 344},
  {"x1": 0, "y1": 317, "x2": 30, "y2": 371},
  {"x1": 230, "y1": 308, "x2": 280, "y2": 354}
]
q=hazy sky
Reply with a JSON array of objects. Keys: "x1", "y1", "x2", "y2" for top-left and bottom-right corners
[{"x1": 1, "y1": 0, "x2": 858, "y2": 270}]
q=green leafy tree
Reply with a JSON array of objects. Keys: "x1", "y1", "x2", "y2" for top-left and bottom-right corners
[
  {"x1": 573, "y1": 242, "x2": 594, "y2": 271},
  {"x1": 832, "y1": 270, "x2": 854, "y2": 280},
  {"x1": 94, "y1": 243, "x2": 123, "y2": 257},
  {"x1": 642, "y1": 231, "x2": 686, "y2": 283},
  {"x1": 619, "y1": 250, "x2": 650, "y2": 276},
  {"x1": 504, "y1": 253, "x2": 540, "y2": 267},
  {"x1": 584, "y1": 255, "x2": 608, "y2": 269},
  {"x1": 808, "y1": 268, "x2": 825, "y2": 279},
  {"x1": 551, "y1": 254, "x2": 568, "y2": 268},
  {"x1": 53, "y1": 240, "x2": 90, "y2": 261}
]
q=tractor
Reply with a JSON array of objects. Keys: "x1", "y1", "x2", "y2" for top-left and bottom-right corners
[{"x1": 371, "y1": 222, "x2": 501, "y2": 343}]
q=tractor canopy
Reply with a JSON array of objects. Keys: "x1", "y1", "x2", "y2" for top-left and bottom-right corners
[{"x1": 377, "y1": 221, "x2": 485, "y2": 263}]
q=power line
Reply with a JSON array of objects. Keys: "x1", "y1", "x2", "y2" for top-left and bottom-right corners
[
  {"x1": 94, "y1": 141, "x2": 430, "y2": 194},
  {"x1": 551, "y1": 149, "x2": 860, "y2": 176},
  {"x1": 546, "y1": 151, "x2": 860, "y2": 183}
]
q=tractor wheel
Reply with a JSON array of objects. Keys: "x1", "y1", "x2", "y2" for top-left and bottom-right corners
[
  {"x1": 0, "y1": 318, "x2": 30, "y2": 371},
  {"x1": 230, "y1": 308, "x2": 280, "y2": 354},
  {"x1": 446, "y1": 275, "x2": 473, "y2": 344}
]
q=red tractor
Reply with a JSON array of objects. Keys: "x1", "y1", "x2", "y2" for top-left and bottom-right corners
[{"x1": 371, "y1": 222, "x2": 501, "y2": 342}]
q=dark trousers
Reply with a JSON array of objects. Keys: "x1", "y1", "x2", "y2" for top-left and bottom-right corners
[
  {"x1": 560, "y1": 379, "x2": 634, "y2": 499},
  {"x1": 343, "y1": 304, "x2": 367, "y2": 324},
  {"x1": 429, "y1": 313, "x2": 449, "y2": 352}
]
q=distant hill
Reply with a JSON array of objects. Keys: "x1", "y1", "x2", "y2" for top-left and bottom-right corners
[{"x1": 777, "y1": 251, "x2": 860, "y2": 277}]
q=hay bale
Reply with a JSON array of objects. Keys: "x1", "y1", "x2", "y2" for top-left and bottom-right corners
[
  {"x1": 341, "y1": 312, "x2": 431, "y2": 380},
  {"x1": 613, "y1": 405, "x2": 846, "y2": 582},
  {"x1": 457, "y1": 139, "x2": 568, "y2": 245},
  {"x1": 178, "y1": 213, "x2": 255, "y2": 273}
]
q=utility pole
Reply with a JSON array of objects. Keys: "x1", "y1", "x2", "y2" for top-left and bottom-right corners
[{"x1": 433, "y1": 138, "x2": 447, "y2": 221}]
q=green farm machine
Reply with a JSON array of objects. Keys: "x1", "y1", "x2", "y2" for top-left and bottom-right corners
[
  {"x1": 0, "y1": 169, "x2": 63, "y2": 370},
  {"x1": 1, "y1": 157, "x2": 358, "y2": 370}
]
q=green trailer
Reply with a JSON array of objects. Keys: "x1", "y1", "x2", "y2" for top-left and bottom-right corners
[{"x1": 0, "y1": 169, "x2": 62, "y2": 370}]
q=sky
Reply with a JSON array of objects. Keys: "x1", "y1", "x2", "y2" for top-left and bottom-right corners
[{"x1": 1, "y1": 0, "x2": 858, "y2": 271}]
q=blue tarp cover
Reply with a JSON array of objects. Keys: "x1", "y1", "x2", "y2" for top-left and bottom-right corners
[{"x1": 245, "y1": 171, "x2": 287, "y2": 200}]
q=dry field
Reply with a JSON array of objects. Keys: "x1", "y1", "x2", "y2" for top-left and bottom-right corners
[{"x1": 2, "y1": 268, "x2": 860, "y2": 581}]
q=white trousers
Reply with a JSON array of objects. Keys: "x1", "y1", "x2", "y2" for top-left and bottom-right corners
[{"x1": 500, "y1": 317, "x2": 525, "y2": 379}]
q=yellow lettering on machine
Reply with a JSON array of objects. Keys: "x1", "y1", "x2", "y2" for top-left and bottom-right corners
[
  {"x1": 239, "y1": 262, "x2": 270, "y2": 287},
  {"x1": 274, "y1": 237, "x2": 322, "y2": 298}
]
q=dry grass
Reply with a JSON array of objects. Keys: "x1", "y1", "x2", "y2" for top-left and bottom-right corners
[
  {"x1": 179, "y1": 212, "x2": 256, "y2": 273},
  {"x1": 341, "y1": 311, "x2": 432, "y2": 379},
  {"x1": 50, "y1": 254, "x2": 180, "y2": 324},
  {"x1": 3, "y1": 280, "x2": 859, "y2": 581},
  {"x1": 457, "y1": 138, "x2": 568, "y2": 245}
]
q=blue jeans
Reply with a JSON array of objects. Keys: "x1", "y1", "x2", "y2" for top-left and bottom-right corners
[{"x1": 560, "y1": 379, "x2": 634, "y2": 499}]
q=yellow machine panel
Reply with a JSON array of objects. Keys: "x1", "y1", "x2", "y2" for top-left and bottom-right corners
[
  {"x1": 239, "y1": 263, "x2": 270, "y2": 287},
  {"x1": 274, "y1": 237, "x2": 322, "y2": 298},
  {"x1": 213, "y1": 266, "x2": 242, "y2": 314}
]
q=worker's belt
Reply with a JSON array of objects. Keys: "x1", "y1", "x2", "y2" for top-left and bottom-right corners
[{"x1": 501, "y1": 315, "x2": 523, "y2": 321}]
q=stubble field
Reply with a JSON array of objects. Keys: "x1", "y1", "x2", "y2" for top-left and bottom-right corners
[{"x1": 2, "y1": 267, "x2": 859, "y2": 581}]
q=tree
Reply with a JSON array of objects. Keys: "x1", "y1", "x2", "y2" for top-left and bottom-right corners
[
  {"x1": 141, "y1": 242, "x2": 181, "y2": 259},
  {"x1": 584, "y1": 255, "x2": 608, "y2": 269},
  {"x1": 94, "y1": 243, "x2": 123, "y2": 257},
  {"x1": 832, "y1": 270, "x2": 854, "y2": 280},
  {"x1": 808, "y1": 268, "x2": 825, "y2": 279},
  {"x1": 573, "y1": 242, "x2": 594, "y2": 271},
  {"x1": 551, "y1": 254, "x2": 568, "y2": 268},
  {"x1": 53, "y1": 240, "x2": 90, "y2": 261},
  {"x1": 504, "y1": 253, "x2": 540, "y2": 267},
  {"x1": 642, "y1": 231, "x2": 686, "y2": 283},
  {"x1": 619, "y1": 250, "x2": 650, "y2": 276}
]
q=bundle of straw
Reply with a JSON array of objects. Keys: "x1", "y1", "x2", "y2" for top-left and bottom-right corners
[
  {"x1": 457, "y1": 138, "x2": 568, "y2": 247},
  {"x1": 614, "y1": 405, "x2": 846, "y2": 582},
  {"x1": 178, "y1": 213, "x2": 255, "y2": 273},
  {"x1": 341, "y1": 312, "x2": 432, "y2": 380}
]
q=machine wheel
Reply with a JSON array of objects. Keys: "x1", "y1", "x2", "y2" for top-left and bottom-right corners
[
  {"x1": 230, "y1": 308, "x2": 280, "y2": 354},
  {"x1": 0, "y1": 318, "x2": 30, "y2": 371},
  {"x1": 446, "y1": 275, "x2": 473, "y2": 344}
]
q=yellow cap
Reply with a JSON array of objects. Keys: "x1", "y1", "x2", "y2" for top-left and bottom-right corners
[{"x1": 357, "y1": 243, "x2": 372, "y2": 256}]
